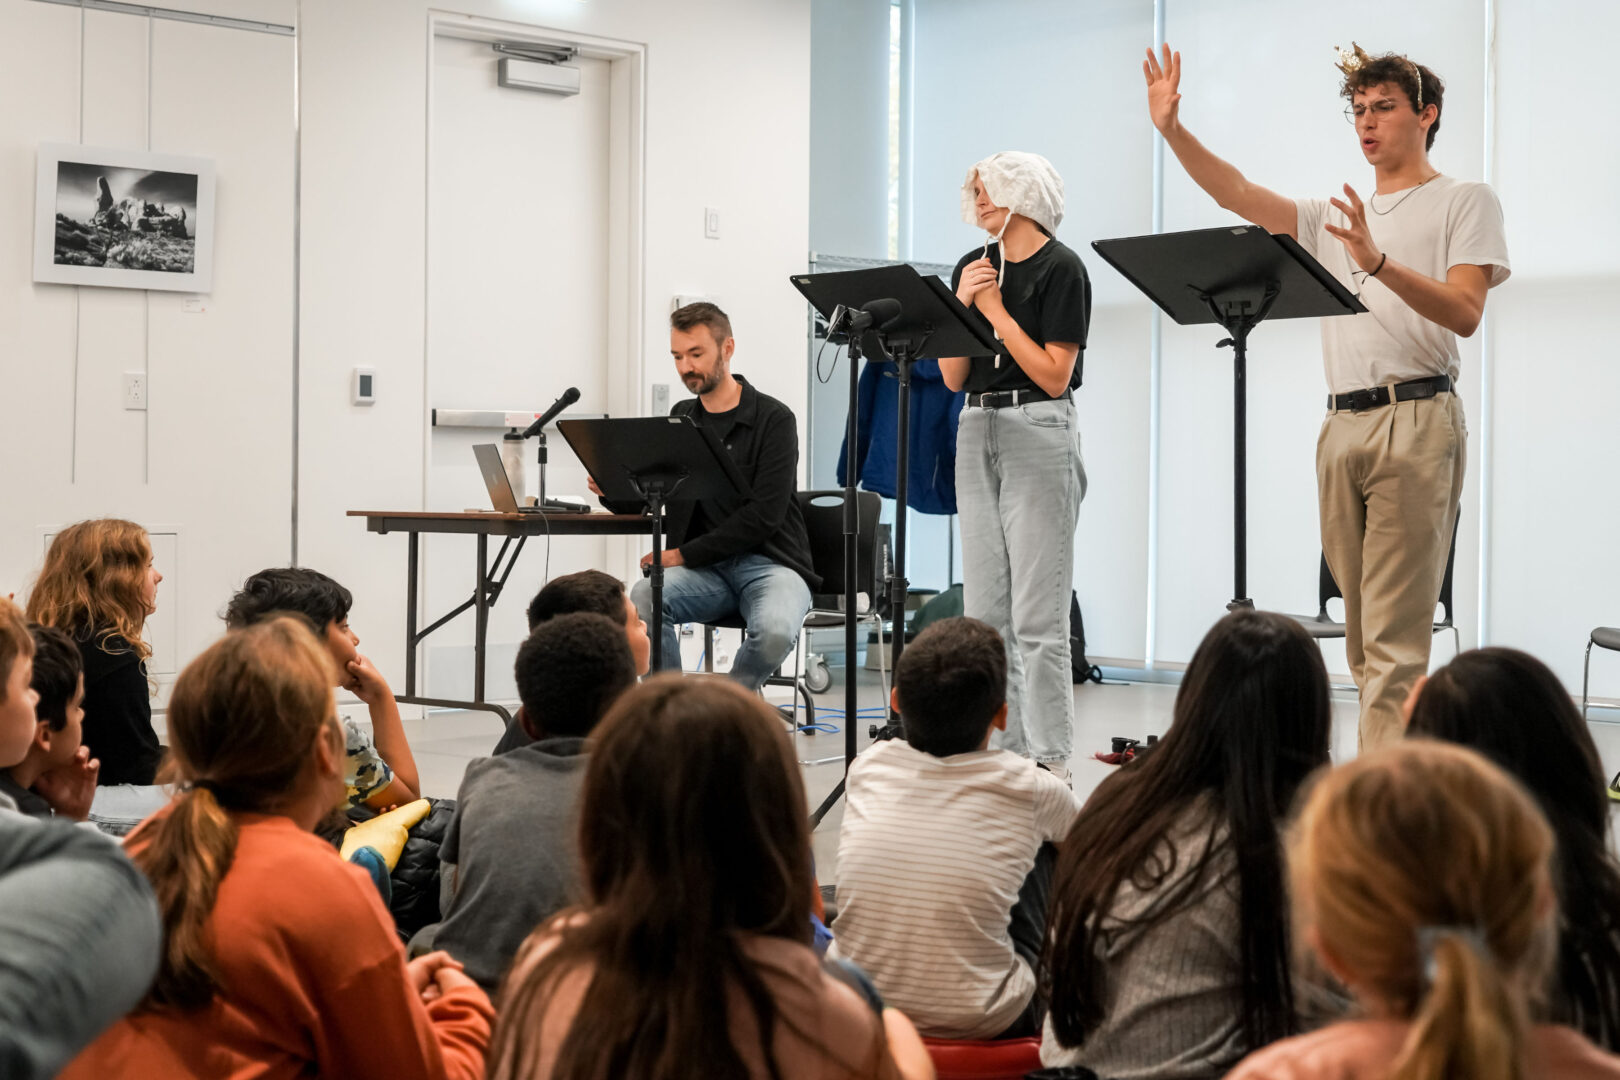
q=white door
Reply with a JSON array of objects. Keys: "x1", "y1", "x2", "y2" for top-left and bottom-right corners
[{"x1": 425, "y1": 34, "x2": 613, "y2": 703}]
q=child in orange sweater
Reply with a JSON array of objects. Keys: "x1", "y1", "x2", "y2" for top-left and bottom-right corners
[{"x1": 58, "y1": 616, "x2": 492, "y2": 1080}]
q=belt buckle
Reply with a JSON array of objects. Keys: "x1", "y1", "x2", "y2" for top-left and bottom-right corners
[{"x1": 1347, "y1": 388, "x2": 1379, "y2": 412}]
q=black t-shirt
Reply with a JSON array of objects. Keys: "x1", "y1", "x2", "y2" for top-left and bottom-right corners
[
  {"x1": 686, "y1": 402, "x2": 740, "y2": 540},
  {"x1": 949, "y1": 237, "x2": 1091, "y2": 394}
]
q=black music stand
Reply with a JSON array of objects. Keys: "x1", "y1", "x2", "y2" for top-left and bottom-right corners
[
  {"x1": 557, "y1": 416, "x2": 749, "y2": 670},
  {"x1": 791, "y1": 263, "x2": 999, "y2": 828},
  {"x1": 1091, "y1": 225, "x2": 1365, "y2": 610}
]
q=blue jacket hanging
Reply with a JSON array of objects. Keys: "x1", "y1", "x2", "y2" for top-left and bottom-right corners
[{"x1": 836, "y1": 357, "x2": 964, "y2": 516}]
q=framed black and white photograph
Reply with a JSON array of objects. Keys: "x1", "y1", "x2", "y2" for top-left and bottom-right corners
[{"x1": 33, "y1": 143, "x2": 216, "y2": 293}]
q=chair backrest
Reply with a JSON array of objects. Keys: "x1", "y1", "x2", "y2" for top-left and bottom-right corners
[
  {"x1": 1317, "y1": 514, "x2": 1461, "y2": 624},
  {"x1": 797, "y1": 489, "x2": 881, "y2": 609}
]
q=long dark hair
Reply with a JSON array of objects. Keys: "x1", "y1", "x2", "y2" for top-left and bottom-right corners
[
  {"x1": 1407, "y1": 647, "x2": 1620, "y2": 1050},
  {"x1": 487, "y1": 675, "x2": 894, "y2": 1080},
  {"x1": 1044, "y1": 609, "x2": 1332, "y2": 1054}
]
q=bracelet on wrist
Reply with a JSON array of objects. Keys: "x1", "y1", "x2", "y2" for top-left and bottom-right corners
[{"x1": 1368, "y1": 252, "x2": 1388, "y2": 277}]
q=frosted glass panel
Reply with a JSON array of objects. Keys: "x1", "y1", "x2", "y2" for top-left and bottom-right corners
[{"x1": 1487, "y1": 0, "x2": 1620, "y2": 696}]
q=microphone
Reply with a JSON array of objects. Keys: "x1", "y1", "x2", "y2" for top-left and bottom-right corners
[
  {"x1": 847, "y1": 298, "x2": 902, "y2": 333},
  {"x1": 522, "y1": 386, "x2": 580, "y2": 438}
]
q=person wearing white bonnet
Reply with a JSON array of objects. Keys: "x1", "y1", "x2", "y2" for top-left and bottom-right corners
[{"x1": 940, "y1": 151, "x2": 1090, "y2": 780}]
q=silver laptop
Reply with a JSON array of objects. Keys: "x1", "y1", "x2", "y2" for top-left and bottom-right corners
[{"x1": 473, "y1": 443, "x2": 539, "y2": 514}]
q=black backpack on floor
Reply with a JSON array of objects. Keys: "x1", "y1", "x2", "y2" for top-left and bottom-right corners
[{"x1": 1071, "y1": 592, "x2": 1103, "y2": 685}]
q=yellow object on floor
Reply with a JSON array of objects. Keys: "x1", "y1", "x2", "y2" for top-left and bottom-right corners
[{"x1": 339, "y1": 798, "x2": 431, "y2": 869}]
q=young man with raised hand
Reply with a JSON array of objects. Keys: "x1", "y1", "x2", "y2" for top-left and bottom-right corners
[{"x1": 1145, "y1": 42, "x2": 1509, "y2": 748}]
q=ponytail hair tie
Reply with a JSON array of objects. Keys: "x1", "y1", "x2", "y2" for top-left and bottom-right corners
[{"x1": 1416, "y1": 924, "x2": 1489, "y2": 986}]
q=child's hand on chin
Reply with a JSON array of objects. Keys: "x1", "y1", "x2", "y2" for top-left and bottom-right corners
[{"x1": 344, "y1": 654, "x2": 392, "y2": 705}]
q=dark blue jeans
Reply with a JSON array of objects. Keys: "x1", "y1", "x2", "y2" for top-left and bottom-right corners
[{"x1": 630, "y1": 554, "x2": 812, "y2": 691}]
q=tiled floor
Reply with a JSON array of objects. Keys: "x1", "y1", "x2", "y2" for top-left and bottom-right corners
[{"x1": 405, "y1": 669, "x2": 1620, "y2": 879}]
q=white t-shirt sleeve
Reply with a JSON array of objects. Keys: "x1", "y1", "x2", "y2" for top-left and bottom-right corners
[
  {"x1": 1444, "y1": 182, "x2": 1511, "y2": 286},
  {"x1": 1295, "y1": 197, "x2": 1330, "y2": 259},
  {"x1": 1032, "y1": 771, "x2": 1081, "y2": 844}
]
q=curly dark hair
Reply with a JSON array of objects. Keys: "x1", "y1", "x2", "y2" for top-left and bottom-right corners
[
  {"x1": 1340, "y1": 50, "x2": 1444, "y2": 151},
  {"x1": 514, "y1": 613, "x2": 637, "y2": 739},
  {"x1": 224, "y1": 567, "x2": 352, "y2": 632},
  {"x1": 28, "y1": 624, "x2": 83, "y2": 731},
  {"x1": 526, "y1": 569, "x2": 628, "y2": 632}
]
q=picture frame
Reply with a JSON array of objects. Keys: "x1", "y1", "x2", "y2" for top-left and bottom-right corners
[{"x1": 33, "y1": 142, "x2": 216, "y2": 293}]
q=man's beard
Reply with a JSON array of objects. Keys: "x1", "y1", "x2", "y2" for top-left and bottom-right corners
[{"x1": 684, "y1": 368, "x2": 723, "y2": 396}]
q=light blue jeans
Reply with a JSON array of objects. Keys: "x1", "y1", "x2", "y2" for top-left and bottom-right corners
[
  {"x1": 956, "y1": 398, "x2": 1086, "y2": 764},
  {"x1": 630, "y1": 553, "x2": 813, "y2": 691}
]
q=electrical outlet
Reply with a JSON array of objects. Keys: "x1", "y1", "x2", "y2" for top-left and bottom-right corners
[
  {"x1": 651, "y1": 383, "x2": 671, "y2": 416},
  {"x1": 704, "y1": 207, "x2": 720, "y2": 239},
  {"x1": 123, "y1": 372, "x2": 147, "y2": 411}
]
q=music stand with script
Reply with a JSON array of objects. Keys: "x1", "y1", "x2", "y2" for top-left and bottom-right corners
[
  {"x1": 1091, "y1": 225, "x2": 1365, "y2": 611},
  {"x1": 557, "y1": 415, "x2": 749, "y2": 671},
  {"x1": 791, "y1": 263, "x2": 1000, "y2": 827}
]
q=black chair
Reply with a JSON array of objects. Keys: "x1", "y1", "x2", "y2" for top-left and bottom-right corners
[
  {"x1": 1581, "y1": 626, "x2": 1620, "y2": 721},
  {"x1": 703, "y1": 490, "x2": 887, "y2": 750},
  {"x1": 1291, "y1": 516, "x2": 1461, "y2": 659}
]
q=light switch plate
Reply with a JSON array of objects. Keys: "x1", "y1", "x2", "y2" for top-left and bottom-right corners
[{"x1": 704, "y1": 207, "x2": 720, "y2": 239}]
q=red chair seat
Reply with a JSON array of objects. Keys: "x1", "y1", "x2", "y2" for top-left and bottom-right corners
[{"x1": 922, "y1": 1037, "x2": 1043, "y2": 1080}]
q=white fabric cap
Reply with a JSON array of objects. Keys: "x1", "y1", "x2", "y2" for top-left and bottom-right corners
[{"x1": 960, "y1": 151, "x2": 1065, "y2": 235}]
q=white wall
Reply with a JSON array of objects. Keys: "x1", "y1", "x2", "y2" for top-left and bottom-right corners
[
  {"x1": 296, "y1": 0, "x2": 812, "y2": 696},
  {"x1": 3, "y1": 0, "x2": 813, "y2": 708},
  {"x1": 0, "y1": 0, "x2": 296, "y2": 703}
]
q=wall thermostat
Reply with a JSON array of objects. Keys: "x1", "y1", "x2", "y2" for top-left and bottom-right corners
[{"x1": 352, "y1": 366, "x2": 376, "y2": 406}]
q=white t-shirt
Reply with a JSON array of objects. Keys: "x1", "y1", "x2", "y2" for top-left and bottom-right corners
[
  {"x1": 827, "y1": 740, "x2": 1080, "y2": 1039},
  {"x1": 1296, "y1": 175, "x2": 1510, "y2": 394}
]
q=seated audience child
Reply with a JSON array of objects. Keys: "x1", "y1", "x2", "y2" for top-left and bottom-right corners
[
  {"x1": 486, "y1": 676, "x2": 933, "y2": 1080},
  {"x1": 58, "y1": 616, "x2": 492, "y2": 1080},
  {"x1": 1406, "y1": 647, "x2": 1620, "y2": 1052},
  {"x1": 1229, "y1": 740, "x2": 1620, "y2": 1080},
  {"x1": 492, "y1": 569, "x2": 651, "y2": 755},
  {"x1": 0, "y1": 626, "x2": 98, "y2": 819},
  {"x1": 436, "y1": 613, "x2": 638, "y2": 991},
  {"x1": 829, "y1": 616, "x2": 1080, "y2": 1040},
  {"x1": 225, "y1": 567, "x2": 420, "y2": 810},
  {"x1": 1042, "y1": 609, "x2": 1333, "y2": 1079},
  {"x1": 0, "y1": 597, "x2": 162, "y2": 1080},
  {"x1": 26, "y1": 519, "x2": 163, "y2": 785}
]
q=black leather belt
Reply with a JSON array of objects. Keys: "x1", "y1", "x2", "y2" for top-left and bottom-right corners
[
  {"x1": 968, "y1": 388, "x2": 1073, "y2": 409},
  {"x1": 1329, "y1": 374, "x2": 1451, "y2": 412}
]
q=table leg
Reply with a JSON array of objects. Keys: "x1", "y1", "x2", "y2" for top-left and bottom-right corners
[{"x1": 405, "y1": 531, "x2": 419, "y2": 697}]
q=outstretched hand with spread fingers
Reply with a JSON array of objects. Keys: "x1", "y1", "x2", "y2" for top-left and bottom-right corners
[
  {"x1": 1325, "y1": 184, "x2": 1383, "y2": 273},
  {"x1": 1144, "y1": 43, "x2": 1182, "y2": 134}
]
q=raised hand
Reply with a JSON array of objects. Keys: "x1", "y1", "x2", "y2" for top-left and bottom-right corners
[
  {"x1": 1325, "y1": 184, "x2": 1383, "y2": 272},
  {"x1": 1144, "y1": 44, "x2": 1182, "y2": 134}
]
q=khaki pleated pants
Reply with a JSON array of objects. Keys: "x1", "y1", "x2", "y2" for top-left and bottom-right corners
[{"x1": 1316, "y1": 391, "x2": 1466, "y2": 749}]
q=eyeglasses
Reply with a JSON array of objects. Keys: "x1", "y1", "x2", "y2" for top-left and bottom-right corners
[{"x1": 1345, "y1": 99, "x2": 1403, "y2": 123}]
